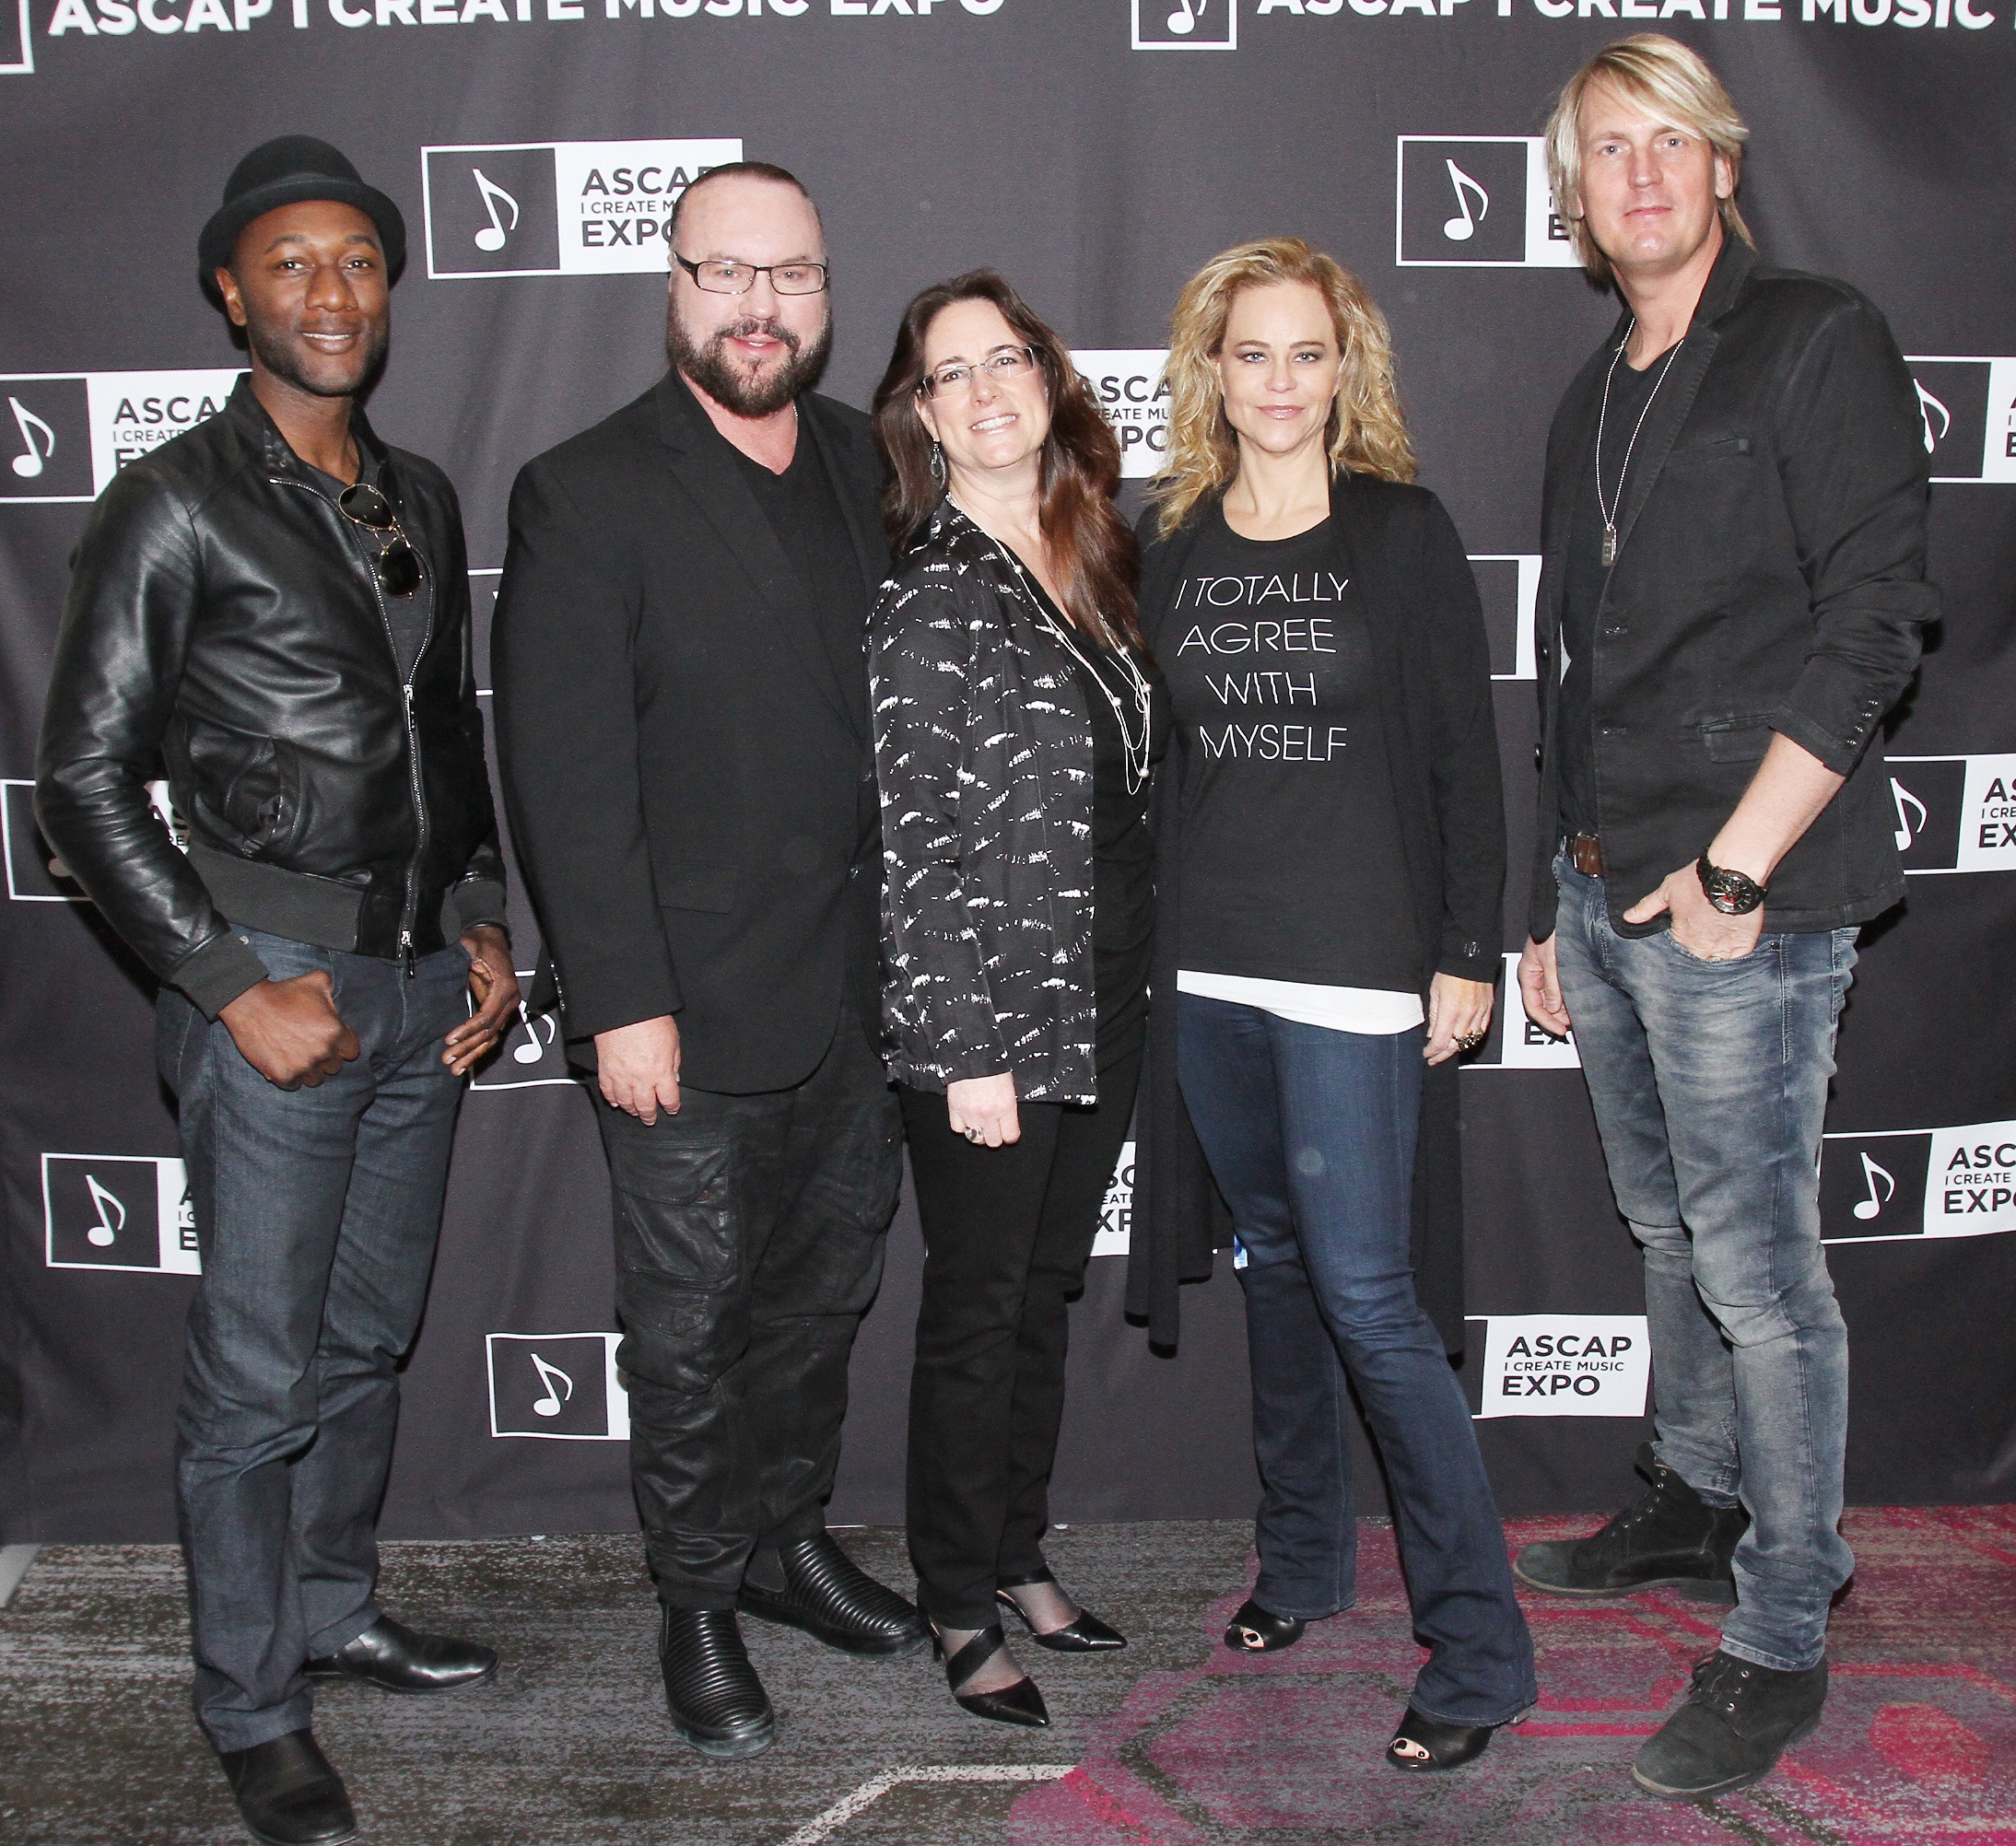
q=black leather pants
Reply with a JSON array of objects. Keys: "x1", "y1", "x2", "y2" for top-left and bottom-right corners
[{"x1": 597, "y1": 1004, "x2": 903, "y2": 1608}]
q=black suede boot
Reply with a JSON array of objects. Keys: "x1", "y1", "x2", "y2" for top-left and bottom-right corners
[
  {"x1": 1514, "y1": 1443, "x2": 1748, "y2": 1601},
  {"x1": 1634, "y1": 1650, "x2": 1828, "y2": 1797}
]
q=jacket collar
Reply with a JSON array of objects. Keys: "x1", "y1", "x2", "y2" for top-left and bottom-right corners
[{"x1": 226, "y1": 371, "x2": 397, "y2": 498}]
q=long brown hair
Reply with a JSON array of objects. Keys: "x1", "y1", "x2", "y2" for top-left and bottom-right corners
[{"x1": 872, "y1": 270, "x2": 1141, "y2": 648}]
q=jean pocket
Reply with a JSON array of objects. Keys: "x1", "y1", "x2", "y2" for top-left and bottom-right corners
[
  {"x1": 1657, "y1": 925, "x2": 1774, "y2": 969},
  {"x1": 612, "y1": 1142, "x2": 736, "y2": 1285}
]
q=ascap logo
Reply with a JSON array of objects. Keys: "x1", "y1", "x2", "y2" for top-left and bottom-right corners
[
  {"x1": 470, "y1": 979, "x2": 573, "y2": 1090},
  {"x1": 423, "y1": 138, "x2": 741, "y2": 279},
  {"x1": 1092, "y1": 1139, "x2": 1134, "y2": 1256},
  {"x1": 43, "y1": 1154, "x2": 199, "y2": 1273},
  {"x1": 4, "y1": 777, "x2": 180, "y2": 900},
  {"x1": 486, "y1": 1332, "x2": 628, "y2": 1439},
  {"x1": 0, "y1": 370, "x2": 244, "y2": 504},
  {"x1": 1471, "y1": 1314, "x2": 1649, "y2": 1419},
  {"x1": 1884, "y1": 754, "x2": 2016, "y2": 873},
  {"x1": 1071, "y1": 351, "x2": 1169, "y2": 479},
  {"x1": 3, "y1": 0, "x2": 30, "y2": 72},
  {"x1": 1133, "y1": 0, "x2": 1235, "y2": 47},
  {"x1": 1396, "y1": 138, "x2": 1578, "y2": 269},
  {"x1": 1823, "y1": 1121, "x2": 2016, "y2": 1243},
  {"x1": 1903, "y1": 358, "x2": 2016, "y2": 483}
]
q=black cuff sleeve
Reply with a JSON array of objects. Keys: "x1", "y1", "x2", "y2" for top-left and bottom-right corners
[
  {"x1": 446, "y1": 879, "x2": 510, "y2": 937},
  {"x1": 171, "y1": 929, "x2": 271, "y2": 1021}
]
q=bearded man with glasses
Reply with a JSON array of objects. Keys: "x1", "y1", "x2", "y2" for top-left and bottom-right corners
[
  {"x1": 37, "y1": 137, "x2": 515, "y2": 1846},
  {"x1": 494, "y1": 161, "x2": 922, "y2": 1762}
]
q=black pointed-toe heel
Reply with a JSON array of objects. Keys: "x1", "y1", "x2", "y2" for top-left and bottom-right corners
[
  {"x1": 1385, "y1": 1706, "x2": 1503, "y2": 1772},
  {"x1": 996, "y1": 1569, "x2": 1127, "y2": 1653},
  {"x1": 1223, "y1": 1597, "x2": 1307, "y2": 1654},
  {"x1": 932, "y1": 1623, "x2": 1050, "y2": 1728}
]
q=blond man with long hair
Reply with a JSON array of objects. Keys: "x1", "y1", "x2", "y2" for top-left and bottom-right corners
[
  {"x1": 1129, "y1": 239, "x2": 1533, "y2": 1771},
  {"x1": 1508, "y1": 38, "x2": 1934, "y2": 1801}
]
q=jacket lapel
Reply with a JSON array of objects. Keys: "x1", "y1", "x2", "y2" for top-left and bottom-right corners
[
  {"x1": 653, "y1": 373, "x2": 858, "y2": 736},
  {"x1": 803, "y1": 396, "x2": 890, "y2": 611}
]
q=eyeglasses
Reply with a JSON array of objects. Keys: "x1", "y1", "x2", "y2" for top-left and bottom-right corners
[
  {"x1": 674, "y1": 254, "x2": 830, "y2": 296},
  {"x1": 336, "y1": 482, "x2": 421, "y2": 599},
  {"x1": 916, "y1": 346, "x2": 1041, "y2": 400}
]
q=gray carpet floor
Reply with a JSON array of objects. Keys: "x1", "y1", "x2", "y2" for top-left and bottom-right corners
[{"x1": 0, "y1": 1524, "x2": 1253, "y2": 1846}]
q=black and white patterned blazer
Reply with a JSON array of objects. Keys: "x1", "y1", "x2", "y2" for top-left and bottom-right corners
[{"x1": 870, "y1": 498, "x2": 1098, "y2": 1104}]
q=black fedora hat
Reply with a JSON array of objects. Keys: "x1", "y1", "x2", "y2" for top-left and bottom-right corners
[{"x1": 198, "y1": 135, "x2": 406, "y2": 280}]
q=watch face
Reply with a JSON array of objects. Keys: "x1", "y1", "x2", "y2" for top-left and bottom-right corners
[{"x1": 1702, "y1": 866, "x2": 1764, "y2": 914}]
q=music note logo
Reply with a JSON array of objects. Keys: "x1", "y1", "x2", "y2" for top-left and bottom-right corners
[
  {"x1": 471, "y1": 169, "x2": 520, "y2": 254},
  {"x1": 1166, "y1": 0, "x2": 1203, "y2": 30},
  {"x1": 84, "y1": 1173, "x2": 125, "y2": 1247},
  {"x1": 1441, "y1": 161, "x2": 1489, "y2": 243},
  {"x1": 1852, "y1": 1152, "x2": 1896, "y2": 1221},
  {"x1": 513, "y1": 1005, "x2": 558, "y2": 1066},
  {"x1": 8, "y1": 397, "x2": 56, "y2": 480},
  {"x1": 1891, "y1": 778, "x2": 1928, "y2": 853},
  {"x1": 1915, "y1": 380, "x2": 1951, "y2": 456},
  {"x1": 528, "y1": 1352, "x2": 573, "y2": 1417}
]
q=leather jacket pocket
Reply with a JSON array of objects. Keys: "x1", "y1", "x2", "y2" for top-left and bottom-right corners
[{"x1": 175, "y1": 715, "x2": 304, "y2": 857}]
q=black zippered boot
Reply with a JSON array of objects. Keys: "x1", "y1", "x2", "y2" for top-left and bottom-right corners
[
  {"x1": 1514, "y1": 1443, "x2": 1748, "y2": 1601},
  {"x1": 1634, "y1": 1650, "x2": 1828, "y2": 1797}
]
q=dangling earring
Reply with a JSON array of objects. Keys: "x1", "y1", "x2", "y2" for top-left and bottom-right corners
[{"x1": 930, "y1": 440, "x2": 947, "y2": 489}]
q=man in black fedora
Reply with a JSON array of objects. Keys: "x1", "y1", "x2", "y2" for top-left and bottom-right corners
[{"x1": 38, "y1": 137, "x2": 515, "y2": 1846}]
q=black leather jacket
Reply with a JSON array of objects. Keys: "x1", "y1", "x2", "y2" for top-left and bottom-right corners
[{"x1": 36, "y1": 377, "x2": 503, "y2": 1017}]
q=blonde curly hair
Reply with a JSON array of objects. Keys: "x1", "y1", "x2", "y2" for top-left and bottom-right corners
[{"x1": 1149, "y1": 239, "x2": 1414, "y2": 539}]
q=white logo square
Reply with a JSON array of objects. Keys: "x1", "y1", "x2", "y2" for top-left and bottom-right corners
[
  {"x1": 43, "y1": 1154, "x2": 199, "y2": 1274},
  {"x1": 1474, "y1": 1314, "x2": 1649, "y2": 1418},
  {"x1": 1133, "y1": 0, "x2": 1236, "y2": 49}
]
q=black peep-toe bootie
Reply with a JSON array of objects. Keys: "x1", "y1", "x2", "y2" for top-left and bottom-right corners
[
  {"x1": 1224, "y1": 1597, "x2": 1307, "y2": 1654},
  {"x1": 1385, "y1": 1706, "x2": 1506, "y2": 1771}
]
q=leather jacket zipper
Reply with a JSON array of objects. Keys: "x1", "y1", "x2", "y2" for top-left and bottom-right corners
[{"x1": 273, "y1": 473, "x2": 436, "y2": 972}]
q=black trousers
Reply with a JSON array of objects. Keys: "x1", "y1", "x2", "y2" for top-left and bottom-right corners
[
  {"x1": 597, "y1": 1002, "x2": 903, "y2": 1609},
  {"x1": 899, "y1": 1046, "x2": 1143, "y2": 1630}
]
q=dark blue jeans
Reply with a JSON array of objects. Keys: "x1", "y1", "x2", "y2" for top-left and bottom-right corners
[
  {"x1": 158, "y1": 929, "x2": 470, "y2": 1751},
  {"x1": 1178, "y1": 994, "x2": 1536, "y2": 1729},
  {"x1": 1553, "y1": 857, "x2": 1856, "y2": 1673}
]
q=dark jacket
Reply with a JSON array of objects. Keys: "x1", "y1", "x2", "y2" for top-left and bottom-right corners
[
  {"x1": 1529, "y1": 238, "x2": 1937, "y2": 943},
  {"x1": 35, "y1": 376, "x2": 503, "y2": 1018},
  {"x1": 871, "y1": 498, "x2": 1104, "y2": 1105},
  {"x1": 1128, "y1": 473, "x2": 1506, "y2": 1349},
  {"x1": 492, "y1": 372, "x2": 889, "y2": 1096}
]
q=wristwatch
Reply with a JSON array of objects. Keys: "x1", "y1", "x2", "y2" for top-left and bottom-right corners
[{"x1": 1695, "y1": 853, "x2": 1767, "y2": 916}]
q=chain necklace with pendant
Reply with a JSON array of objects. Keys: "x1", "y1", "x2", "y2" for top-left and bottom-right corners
[{"x1": 1594, "y1": 320, "x2": 1685, "y2": 568}]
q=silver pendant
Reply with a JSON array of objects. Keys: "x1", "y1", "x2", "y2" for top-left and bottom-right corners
[{"x1": 1600, "y1": 526, "x2": 1618, "y2": 568}]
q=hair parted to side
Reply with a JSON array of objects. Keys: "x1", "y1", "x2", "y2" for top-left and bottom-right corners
[
  {"x1": 1149, "y1": 239, "x2": 1414, "y2": 541},
  {"x1": 666, "y1": 160, "x2": 821, "y2": 251},
  {"x1": 1544, "y1": 34, "x2": 1752, "y2": 289},
  {"x1": 872, "y1": 269, "x2": 1142, "y2": 649}
]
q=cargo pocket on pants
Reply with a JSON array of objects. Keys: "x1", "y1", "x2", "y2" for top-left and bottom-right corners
[{"x1": 612, "y1": 1143, "x2": 742, "y2": 1395}]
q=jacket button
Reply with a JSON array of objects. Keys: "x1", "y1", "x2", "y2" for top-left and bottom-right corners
[
  {"x1": 1602, "y1": 625, "x2": 1626, "y2": 637},
  {"x1": 1533, "y1": 744, "x2": 1543, "y2": 771}
]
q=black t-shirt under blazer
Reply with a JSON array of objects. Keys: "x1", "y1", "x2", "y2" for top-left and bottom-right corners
[
  {"x1": 1528, "y1": 238, "x2": 1937, "y2": 943},
  {"x1": 492, "y1": 371, "x2": 891, "y2": 1096}
]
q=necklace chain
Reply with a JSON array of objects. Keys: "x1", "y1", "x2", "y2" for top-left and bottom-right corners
[{"x1": 1594, "y1": 320, "x2": 1684, "y2": 567}]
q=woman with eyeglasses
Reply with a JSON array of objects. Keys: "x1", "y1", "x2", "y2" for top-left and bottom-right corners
[
  {"x1": 869, "y1": 271, "x2": 1168, "y2": 1728},
  {"x1": 1131, "y1": 240, "x2": 1535, "y2": 1770}
]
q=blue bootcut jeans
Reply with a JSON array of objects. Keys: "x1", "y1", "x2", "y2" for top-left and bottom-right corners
[
  {"x1": 158, "y1": 929, "x2": 471, "y2": 1752},
  {"x1": 1178, "y1": 992, "x2": 1537, "y2": 1730},
  {"x1": 1552, "y1": 855, "x2": 1856, "y2": 1674}
]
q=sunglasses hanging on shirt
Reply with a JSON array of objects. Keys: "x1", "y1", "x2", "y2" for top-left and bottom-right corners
[{"x1": 336, "y1": 481, "x2": 422, "y2": 599}]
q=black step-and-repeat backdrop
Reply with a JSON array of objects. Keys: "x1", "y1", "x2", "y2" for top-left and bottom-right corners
[{"x1": 4, "y1": 1, "x2": 2012, "y2": 1548}]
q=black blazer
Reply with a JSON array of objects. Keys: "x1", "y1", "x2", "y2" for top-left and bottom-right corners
[
  {"x1": 492, "y1": 373, "x2": 889, "y2": 1094},
  {"x1": 1528, "y1": 238, "x2": 1935, "y2": 943},
  {"x1": 1127, "y1": 473, "x2": 1505, "y2": 1350}
]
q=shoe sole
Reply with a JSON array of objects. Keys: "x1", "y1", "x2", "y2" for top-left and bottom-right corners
[
  {"x1": 737, "y1": 1601, "x2": 931, "y2": 1657},
  {"x1": 1630, "y1": 1712, "x2": 1823, "y2": 1800},
  {"x1": 668, "y1": 1714, "x2": 778, "y2": 1760},
  {"x1": 1511, "y1": 1566, "x2": 1735, "y2": 1606},
  {"x1": 238, "y1": 1825, "x2": 357, "y2": 1846},
  {"x1": 301, "y1": 1662, "x2": 498, "y2": 1696}
]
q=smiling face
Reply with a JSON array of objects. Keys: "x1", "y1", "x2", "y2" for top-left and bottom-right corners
[
  {"x1": 911, "y1": 297, "x2": 1051, "y2": 486},
  {"x1": 217, "y1": 201, "x2": 390, "y2": 399},
  {"x1": 1213, "y1": 279, "x2": 1344, "y2": 463},
  {"x1": 667, "y1": 172, "x2": 830, "y2": 416},
  {"x1": 1575, "y1": 79, "x2": 1733, "y2": 286}
]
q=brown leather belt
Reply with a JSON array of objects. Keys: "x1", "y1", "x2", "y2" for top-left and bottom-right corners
[{"x1": 1567, "y1": 833, "x2": 1605, "y2": 878}]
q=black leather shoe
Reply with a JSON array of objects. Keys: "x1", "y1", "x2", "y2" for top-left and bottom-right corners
[
  {"x1": 660, "y1": 1606, "x2": 777, "y2": 1759},
  {"x1": 997, "y1": 1568, "x2": 1126, "y2": 1653},
  {"x1": 738, "y1": 1531, "x2": 929, "y2": 1657},
  {"x1": 1514, "y1": 1443, "x2": 1748, "y2": 1603},
  {"x1": 1633, "y1": 1651, "x2": 1827, "y2": 1798},
  {"x1": 1224, "y1": 1597, "x2": 1307, "y2": 1654},
  {"x1": 217, "y1": 1730, "x2": 357, "y2": 1846},
  {"x1": 932, "y1": 1622, "x2": 1049, "y2": 1729},
  {"x1": 1385, "y1": 1707, "x2": 1505, "y2": 1772},
  {"x1": 304, "y1": 1616, "x2": 497, "y2": 1695}
]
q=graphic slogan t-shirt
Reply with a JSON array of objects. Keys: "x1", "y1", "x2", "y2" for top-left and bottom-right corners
[{"x1": 1161, "y1": 508, "x2": 1417, "y2": 992}]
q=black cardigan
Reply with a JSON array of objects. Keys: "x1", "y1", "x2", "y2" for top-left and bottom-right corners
[{"x1": 1126, "y1": 472, "x2": 1506, "y2": 1350}]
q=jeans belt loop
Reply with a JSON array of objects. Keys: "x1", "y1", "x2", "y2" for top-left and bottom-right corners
[{"x1": 1568, "y1": 833, "x2": 1604, "y2": 878}]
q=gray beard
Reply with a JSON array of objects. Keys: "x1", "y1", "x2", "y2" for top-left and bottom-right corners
[{"x1": 666, "y1": 306, "x2": 830, "y2": 416}]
